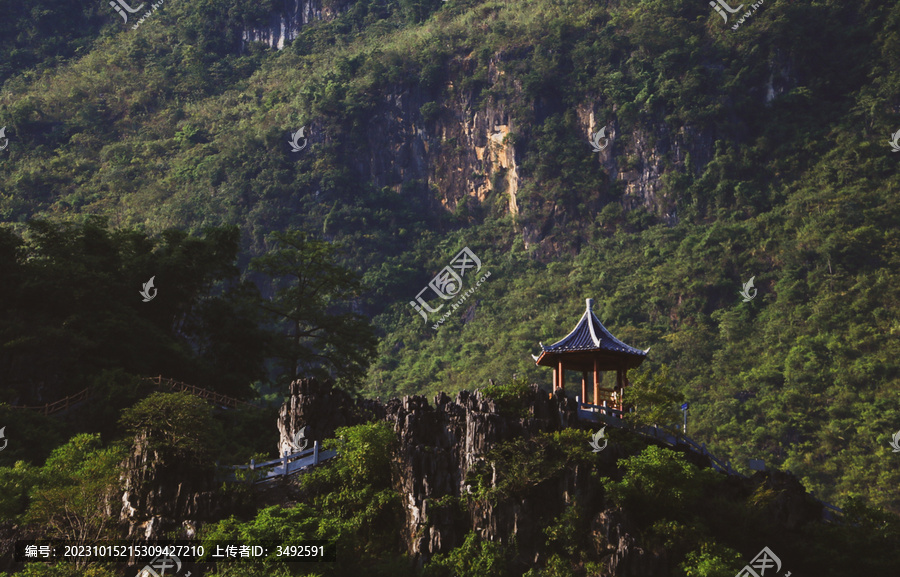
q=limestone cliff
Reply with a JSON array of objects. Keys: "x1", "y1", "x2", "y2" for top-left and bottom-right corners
[
  {"x1": 241, "y1": 0, "x2": 352, "y2": 50},
  {"x1": 243, "y1": 2, "x2": 798, "y2": 250},
  {"x1": 119, "y1": 431, "x2": 220, "y2": 539},
  {"x1": 275, "y1": 378, "x2": 824, "y2": 572}
]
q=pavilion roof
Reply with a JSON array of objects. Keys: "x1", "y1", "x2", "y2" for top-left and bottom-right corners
[{"x1": 532, "y1": 299, "x2": 649, "y2": 365}]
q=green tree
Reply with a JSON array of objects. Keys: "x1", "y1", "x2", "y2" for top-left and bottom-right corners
[
  {"x1": 24, "y1": 434, "x2": 126, "y2": 546},
  {"x1": 0, "y1": 460, "x2": 41, "y2": 521},
  {"x1": 203, "y1": 422, "x2": 405, "y2": 576},
  {"x1": 424, "y1": 532, "x2": 511, "y2": 577},
  {"x1": 601, "y1": 445, "x2": 720, "y2": 526},
  {"x1": 679, "y1": 542, "x2": 743, "y2": 577},
  {"x1": 623, "y1": 365, "x2": 684, "y2": 430},
  {"x1": 118, "y1": 392, "x2": 221, "y2": 464},
  {"x1": 250, "y1": 231, "x2": 377, "y2": 389},
  {"x1": 3, "y1": 219, "x2": 265, "y2": 400}
]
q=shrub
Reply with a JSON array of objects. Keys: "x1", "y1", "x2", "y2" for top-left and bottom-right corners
[
  {"x1": 118, "y1": 392, "x2": 221, "y2": 464},
  {"x1": 601, "y1": 445, "x2": 720, "y2": 525},
  {"x1": 481, "y1": 377, "x2": 533, "y2": 418},
  {"x1": 424, "y1": 532, "x2": 511, "y2": 577}
]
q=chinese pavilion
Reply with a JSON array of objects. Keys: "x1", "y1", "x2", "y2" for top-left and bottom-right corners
[{"x1": 532, "y1": 298, "x2": 649, "y2": 411}]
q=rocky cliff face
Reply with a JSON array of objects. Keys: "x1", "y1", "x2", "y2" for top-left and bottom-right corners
[
  {"x1": 241, "y1": 0, "x2": 353, "y2": 49},
  {"x1": 243, "y1": 1, "x2": 802, "y2": 251},
  {"x1": 382, "y1": 388, "x2": 572, "y2": 558},
  {"x1": 276, "y1": 378, "x2": 824, "y2": 572},
  {"x1": 277, "y1": 378, "x2": 657, "y2": 567},
  {"x1": 119, "y1": 431, "x2": 220, "y2": 539}
]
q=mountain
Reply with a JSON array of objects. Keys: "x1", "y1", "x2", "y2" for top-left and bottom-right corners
[{"x1": 0, "y1": 0, "x2": 898, "y2": 554}]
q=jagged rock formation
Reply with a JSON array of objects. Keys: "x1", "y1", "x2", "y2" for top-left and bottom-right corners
[
  {"x1": 277, "y1": 379, "x2": 617, "y2": 565},
  {"x1": 593, "y1": 509, "x2": 670, "y2": 577},
  {"x1": 382, "y1": 389, "x2": 566, "y2": 558},
  {"x1": 119, "y1": 431, "x2": 220, "y2": 539},
  {"x1": 276, "y1": 377, "x2": 384, "y2": 455},
  {"x1": 276, "y1": 377, "x2": 824, "y2": 572}
]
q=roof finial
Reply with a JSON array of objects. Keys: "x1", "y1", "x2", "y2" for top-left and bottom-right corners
[{"x1": 586, "y1": 298, "x2": 594, "y2": 311}]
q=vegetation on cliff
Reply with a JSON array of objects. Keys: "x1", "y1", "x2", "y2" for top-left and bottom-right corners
[{"x1": 1, "y1": 0, "x2": 899, "y2": 573}]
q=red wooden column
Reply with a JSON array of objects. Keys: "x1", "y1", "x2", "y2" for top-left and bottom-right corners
[
  {"x1": 552, "y1": 368, "x2": 558, "y2": 392},
  {"x1": 593, "y1": 358, "x2": 600, "y2": 406},
  {"x1": 581, "y1": 371, "x2": 588, "y2": 403},
  {"x1": 558, "y1": 360, "x2": 564, "y2": 391}
]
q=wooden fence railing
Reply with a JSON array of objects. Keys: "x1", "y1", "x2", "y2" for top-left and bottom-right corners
[
  {"x1": 142, "y1": 375, "x2": 255, "y2": 409},
  {"x1": 8, "y1": 388, "x2": 92, "y2": 416},
  {"x1": 9, "y1": 376, "x2": 255, "y2": 415}
]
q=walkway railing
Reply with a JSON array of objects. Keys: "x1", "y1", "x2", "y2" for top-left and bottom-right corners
[
  {"x1": 219, "y1": 441, "x2": 338, "y2": 483},
  {"x1": 576, "y1": 399, "x2": 843, "y2": 519},
  {"x1": 142, "y1": 375, "x2": 255, "y2": 409},
  {"x1": 7, "y1": 388, "x2": 92, "y2": 416},
  {"x1": 578, "y1": 399, "x2": 744, "y2": 476},
  {"x1": 9, "y1": 376, "x2": 255, "y2": 416}
]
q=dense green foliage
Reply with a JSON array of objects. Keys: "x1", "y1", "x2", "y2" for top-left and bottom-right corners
[
  {"x1": 0, "y1": 218, "x2": 377, "y2": 408},
  {"x1": 119, "y1": 392, "x2": 220, "y2": 462},
  {"x1": 201, "y1": 422, "x2": 410, "y2": 576},
  {"x1": 249, "y1": 231, "x2": 378, "y2": 389},
  {"x1": 0, "y1": 219, "x2": 266, "y2": 400},
  {"x1": 0, "y1": 0, "x2": 899, "y2": 573},
  {"x1": 601, "y1": 446, "x2": 721, "y2": 526},
  {"x1": 621, "y1": 365, "x2": 684, "y2": 429},
  {"x1": 480, "y1": 376, "x2": 534, "y2": 418},
  {"x1": 432, "y1": 437, "x2": 900, "y2": 576},
  {"x1": 0, "y1": 434, "x2": 126, "y2": 542}
]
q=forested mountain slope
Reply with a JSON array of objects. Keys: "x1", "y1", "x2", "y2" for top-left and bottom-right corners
[{"x1": 1, "y1": 0, "x2": 898, "y2": 517}]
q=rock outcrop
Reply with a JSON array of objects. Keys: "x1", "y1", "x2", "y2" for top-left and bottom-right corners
[
  {"x1": 275, "y1": 377, "x2": 825, "y2": 573},
  {"x1": 276, "y1": 379, "x2": 603, "y2": 563},
  {"x1": 241, "y1": 0, "x2": 353, "y2": 50},
  {"x1": 119, "y1": 431, "x2": 220, "y2": 539}
]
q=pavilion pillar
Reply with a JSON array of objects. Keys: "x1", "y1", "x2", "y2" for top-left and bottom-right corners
[
  {"x1": 581, "y1": 372, "x2": 588, "y2": 404},
  {"x1": 558, "y1": 360, "x2": 564, "y2": 391},
  {"x1": 593, "y1": 358, "x2": 600, "y2": 406},
  {"x1": 552, "y1": 368, "x2": 558, "y2": 392}
]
